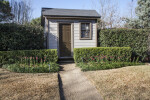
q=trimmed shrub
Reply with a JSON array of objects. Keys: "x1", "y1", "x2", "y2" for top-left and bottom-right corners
[
  {"x1": 0, "y1": 49, "x2": 58, "y2": 65},
  {"x1": 77, "y1": 62, "x2": 144, "y2": 71},
  {"x1": 74, "y1": 47, "x2": 131, "y2": 63},
  {"x1": 0, "y1": 23, "x2": 44, "y2": 51},
  {"x1": 2, "y1": 62, "x2": 59, "y2": 73},
  {"x1": 99, "y1": 29, "x2": 150, "y2": 60}
]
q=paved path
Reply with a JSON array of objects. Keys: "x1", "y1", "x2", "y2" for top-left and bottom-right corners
[{"x1": 59, "y1": 63, "x2": 102, "y2": 100}]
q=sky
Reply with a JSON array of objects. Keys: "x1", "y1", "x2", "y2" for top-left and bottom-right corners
[{"x1": 31, "y1": 0, "x2": 137, "y2": 19}]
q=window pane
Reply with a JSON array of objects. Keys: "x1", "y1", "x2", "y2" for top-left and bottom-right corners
[
  {"x1": 81, "y1": 23, "x2": 90, "y2": 30},
  {"x1": 81, "y1": 24, "x2": 86, "y2": 30},
  {"x1": 85, "y1": 24, "x2": 89, "y2": 30},
  {"x1": 81, "y1": 30, "x2": 90, "y2": 38},
  {"x1": 81, "y1": 31, "x2": 85, "y2": 38},
  {"x1": 81, "y1": 23, "x2": 90, "y2": 39}
]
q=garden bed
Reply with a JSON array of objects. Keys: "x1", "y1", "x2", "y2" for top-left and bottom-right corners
[
  {"x1": 0, "y1": 49, "x2": 59, "y2": 73},
  {"x1": 77, "y1": 62, "x2": 144, "y2": 71},
  {"x1": 2, "y1": 62, "x2": 59, "y2": 73},
  {"x1": 74, "y1": 47, "x2": 144, "y2": 71}
]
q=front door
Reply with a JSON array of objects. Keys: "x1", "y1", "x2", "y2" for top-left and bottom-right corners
[{"x1": 59, "y1": 23, "x2": 71, "y2": 57}]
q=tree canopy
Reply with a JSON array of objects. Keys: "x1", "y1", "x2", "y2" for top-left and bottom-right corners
[
  {"x1": 0, "y1": 0, "x2": 13, "y2": 22},
  {"x1": 125, "y1": 0, "x2": 150, "y2": 29},
  {"x1": 135, "y1": 0, "x2": 150, "y2": 28},
  {"x1": 30, "y1": 17, "x2": 41, "y2": 26}
]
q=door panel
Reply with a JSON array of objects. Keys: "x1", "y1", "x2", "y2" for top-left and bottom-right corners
[{"x1": 59, "y1": 24, "x2": 71, "y2": 57}]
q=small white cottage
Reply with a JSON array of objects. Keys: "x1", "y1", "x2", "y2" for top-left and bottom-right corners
[{"x1": 41, "y1": 8, "x2": 100, "y2": 58}]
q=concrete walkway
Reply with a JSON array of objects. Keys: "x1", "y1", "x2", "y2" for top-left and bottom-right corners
[{"x1": 59, "y1": 63, "x2": 102, "y2": 100}]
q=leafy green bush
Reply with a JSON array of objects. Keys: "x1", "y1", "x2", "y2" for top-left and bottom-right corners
[
  {"x1": 74, "y1": 47, "x2": 131, "y2": 63},
  {"x1": 0, "y1": 23, "x2": 44, "y2": 51},
  {"x1": 99, "y1": 29, "x2": 150, "y2": 60},
  {"x1": 2, "y1": 62, "x2": 59, "y2": 73},
  {"x1": 77, "y1": 62, "x2": 144, "y2": 71},
  {"x1": 0, "y1": 49, "x2": 58, "y2": 65}
]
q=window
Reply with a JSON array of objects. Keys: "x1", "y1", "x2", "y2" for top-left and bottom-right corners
[{"x1": 80, "y1": 23, "x2": 91, "y2": 39}]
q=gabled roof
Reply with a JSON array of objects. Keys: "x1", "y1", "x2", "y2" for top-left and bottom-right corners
[{"x1": 42, "y1": 8, "x2": 101, "y2": 18}]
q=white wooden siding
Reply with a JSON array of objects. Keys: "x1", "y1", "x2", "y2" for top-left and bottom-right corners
[
  {"x1": 46, "y1": 19, "x2": 97, "y2": 50},
  {"x1": 74, "y1": 22, "x2": 97, "y2": 48},
  {"x1": 48, "y1": 21, "x2": 58, "y2": 49}
]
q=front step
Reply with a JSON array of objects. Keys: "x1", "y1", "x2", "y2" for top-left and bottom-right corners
[{"x1": 58, "y1": 58, "x2": 74, "y2": 63}]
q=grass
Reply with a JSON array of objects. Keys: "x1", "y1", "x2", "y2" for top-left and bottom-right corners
[
  {"x1": 84, "y1": 65, "x2": 150, "y2": 100},
  {"x1": 0, "y1": 68, "x2": 60, "y2": 100}
]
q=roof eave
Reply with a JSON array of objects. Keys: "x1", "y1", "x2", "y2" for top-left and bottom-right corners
[{"x1": 43, "y1": 15, "x2": 101, "y2": 19}]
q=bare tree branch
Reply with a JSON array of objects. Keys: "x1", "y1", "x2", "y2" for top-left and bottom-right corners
[
  {"x1": 91, "y1": 0, "x2": 124, "y2": 29},
  {"x1": 10, "y1": 0, "x2": 32, "y2": 24}
]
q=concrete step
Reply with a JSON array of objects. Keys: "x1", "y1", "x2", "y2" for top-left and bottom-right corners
[{"x1": 58, "y1": 58, "x2": 74, "y2": 63}]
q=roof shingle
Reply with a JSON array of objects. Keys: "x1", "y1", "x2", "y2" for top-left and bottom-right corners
[{"x1": 42, "y1": 8, "x2": 100, "y2": 18}]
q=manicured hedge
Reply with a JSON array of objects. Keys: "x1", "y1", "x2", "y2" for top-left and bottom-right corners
[
  {"x1": 0, "y1": 23, "x2": 44, "y2": 51},
  {"x1": 99, "y1": 29, "x2": 150, "y2": 60},
  {"x1": 0, "y1": 49, "x2": 58, "y2": 65},
  {"x1": 74, "y1": 47, "x2": 131, "y2": 63}
]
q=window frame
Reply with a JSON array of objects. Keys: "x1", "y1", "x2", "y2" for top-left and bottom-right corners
[{"x1": 79, "y1": 22, "x2": 92, "y2": 40}]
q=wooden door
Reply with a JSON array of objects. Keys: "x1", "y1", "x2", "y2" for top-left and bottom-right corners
[{"x1": 59, "y1": 24, "x2": 71, "y2": 57}]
